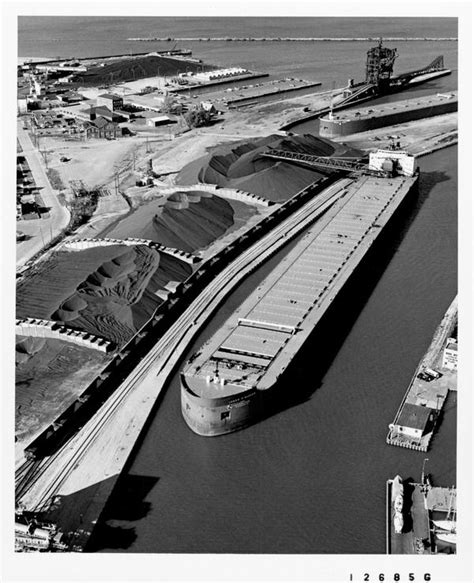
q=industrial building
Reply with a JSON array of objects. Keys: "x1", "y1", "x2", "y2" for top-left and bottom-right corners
[
  {"x1": 391, "y1": 403, "x2": 434, "y2": 443},
  {"x1": 96, "y1": 93, "x2": 124, "y2": 111},
  {"x1": 442, "y1": 337, "x2": 458, "y2": 370}
]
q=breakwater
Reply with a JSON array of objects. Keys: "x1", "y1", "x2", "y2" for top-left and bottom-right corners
[{"x1": 128, "y1": 37, "x2": 458, "y2": 42}]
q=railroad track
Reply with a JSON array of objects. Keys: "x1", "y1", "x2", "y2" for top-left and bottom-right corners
[{"x1": 17, "y1": 178, "x2": 352, "y2": 515}]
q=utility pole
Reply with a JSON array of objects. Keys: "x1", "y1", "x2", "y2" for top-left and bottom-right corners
[
  {"x1": 421, "y1": 457, "x2": 429, "y2": 484},
  {"x1": 41, "y1": 148, "x2": 49, "y2": 169}
]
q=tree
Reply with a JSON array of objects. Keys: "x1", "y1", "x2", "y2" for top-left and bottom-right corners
[
  {"x1": 161, "y1": 92, "x2": 176, "y2": 114},
  {"x1": 184, "y1": 106, "x2": 213, "y2": 128}
]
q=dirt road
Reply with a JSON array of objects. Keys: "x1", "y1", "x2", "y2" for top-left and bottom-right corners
[{"x1": 16, "y1": 121, "x2": 70, "y2": 268}]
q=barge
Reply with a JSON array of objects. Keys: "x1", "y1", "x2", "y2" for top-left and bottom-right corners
[
  {"x1": 320, "y1": 91, "x2": 457, "y2": 138},
  {"x1": 181, "y1": 151, "x2": 418, "y2": 436},
  {"x1": 281, "y1": 40, "x2": 452, "y2": 132}
]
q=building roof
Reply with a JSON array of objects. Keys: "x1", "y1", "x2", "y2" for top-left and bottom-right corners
[
  {"x1": 148, "y1": 115, "x2": 171, "y2": 122},
  {"x1": 90, "y1": 117, "x2": 120, "y2": 130},
  {"x1": 90, "y1": 105, "x2": 113, "y2": 115},
  {"x1": 92, "y1": 116, "x2": 116, "y2": 129},
  {"x1": 397, "y1": 403, "x2": 432, "y2": 431}
]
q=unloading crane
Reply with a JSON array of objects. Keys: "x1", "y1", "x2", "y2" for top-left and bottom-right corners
[
  {"x1": 262, "y1": 148, "x2": 417, "y2": 178},
  {"x1": 262, "y1": 149, "x2": 380, "y2": 175}
]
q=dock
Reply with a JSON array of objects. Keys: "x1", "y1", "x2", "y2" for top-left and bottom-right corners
[
  {"x1": 386, "y1": 477, "x2": 456, "y2": 554},
  {"x1": 169, "y1": 71, "x2": 269, "y2": 94},
  {"x1": 386, "y1": 295, "x2": 458, "y2": 451},
  {"x1": 172, "y1": 77, "x2": 322, "y2": 108}
]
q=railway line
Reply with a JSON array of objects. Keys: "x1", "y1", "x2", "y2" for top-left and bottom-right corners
[{"x1": 16, "y1": 177, "x2": 352, "y2": 542}]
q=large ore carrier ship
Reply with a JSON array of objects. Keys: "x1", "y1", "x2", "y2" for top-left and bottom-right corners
[{"x1": 181, "y1": 151, "x2": 419, "y2": 435}]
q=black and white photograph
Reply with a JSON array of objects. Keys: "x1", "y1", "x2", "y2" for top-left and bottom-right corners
[{"x1": 2, "y1": 2, "x2": 472, "y2": 582}]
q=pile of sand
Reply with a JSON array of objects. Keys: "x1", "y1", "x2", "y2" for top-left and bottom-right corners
[
  {"x1": 16, "y1": 337, "x2": 110, "y2": 449},
  {"x1": 177, "y1": 134, "x2": 361, "y2": 202},
  {"x1": 15, "y1": 336, "x2": 47, "y2": 365},
  {"x1": 153, "y1": 193, "x2": 234, "y2": 253},
  {"x1": 16, "y1": 245, "x2": 191, "y2": 346},
  {"x1": 53, "y1": 292, "x2": 89, "y2": 323},
  {"x1": 105, "y1": 191, "x2": 246, "y2": 254},
  {"x1": 74, "y1": 55, "x2": 215, "y2": 86}
]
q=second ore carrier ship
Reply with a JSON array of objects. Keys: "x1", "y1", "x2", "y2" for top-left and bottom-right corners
[{"x1": 181, "y1": 150, "x2": 418, "y2": 436}]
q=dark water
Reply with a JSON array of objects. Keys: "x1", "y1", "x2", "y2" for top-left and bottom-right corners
[{"x1": 90, "y1": 146, "x2": 457, "y2": 554}]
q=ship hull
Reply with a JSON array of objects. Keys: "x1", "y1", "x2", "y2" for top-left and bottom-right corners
[
  {"x1": 181, "y1": 375, "x2": 260, "y2": 436},
  {"x1": 181, "y1": 172, "x2": 418, "y2": 437}
]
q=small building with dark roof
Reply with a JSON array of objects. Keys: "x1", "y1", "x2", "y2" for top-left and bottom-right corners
[
  {"x1": 89, "y1": 106, "x2": 125, "y2": 123},
  {"x1": 393, "y1": 403, "x2": 434, "y2": 441},
  {"x1": 82, "y1": 117, "x2": 122, "y2": 139}
]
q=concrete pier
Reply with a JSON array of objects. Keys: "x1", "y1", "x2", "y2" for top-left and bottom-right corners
[{"x1": 386, "y1": 295, "x2": 458, "y2": 451}]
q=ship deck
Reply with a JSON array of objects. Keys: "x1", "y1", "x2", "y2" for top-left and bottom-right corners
[
  {"x1": 323, "y1": 91, "x2": 457, "y2": 124},
  {"x1": 184, "y1": 173, "x2": 418, "y2": 399}
]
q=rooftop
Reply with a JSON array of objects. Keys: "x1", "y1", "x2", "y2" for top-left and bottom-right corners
[{"x1": 396, "y1": 403, "x2": 433, "y2": 431}]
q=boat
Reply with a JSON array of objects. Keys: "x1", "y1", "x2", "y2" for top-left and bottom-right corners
[
  {"x1": 393, "y1": 511, "x2": 404, "y2": 534},
  {"x1": 436, "y1": 531, "x2": 456, "y2": 545},
  {"x1": 181, "y1": 162, "x2": 418, "y2": 435},
  {"x1": 433, "y1": 487, "x2": 456, "y2": 546},
  {"x1": 433, "y1": 519, "x2": 456, "y2": 532}
]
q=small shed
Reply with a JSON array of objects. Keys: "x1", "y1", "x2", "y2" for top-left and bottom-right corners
[{"x1": 146, "y1": 115, "x2": 172, "y2": 127}]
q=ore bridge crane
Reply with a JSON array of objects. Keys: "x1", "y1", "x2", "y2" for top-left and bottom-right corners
[
  {"x1": 391, "y1": 55, "x2": 447, "y2": 86},
  {"x1": 262, "y1": 149, "x2": 387, "y2": 177}
]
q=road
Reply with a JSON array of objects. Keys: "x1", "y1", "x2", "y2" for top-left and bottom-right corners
[
  {"x1": 16, "y1": 178, "x2": 351, "y2": 549},
  {"x1": 16, "y1": 120, "x2": 70, "y2": 268}
]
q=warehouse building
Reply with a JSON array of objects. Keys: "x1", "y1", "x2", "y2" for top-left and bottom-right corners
[{"x1": 96, "y1": 93, "x2": 123, "y2": 111}]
